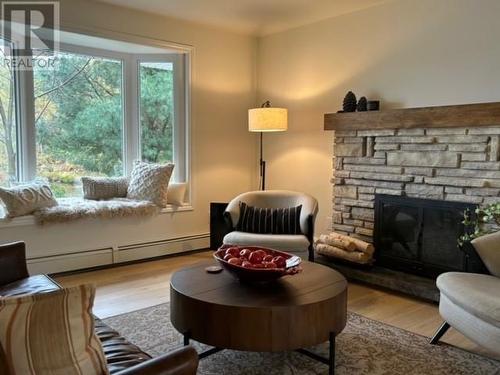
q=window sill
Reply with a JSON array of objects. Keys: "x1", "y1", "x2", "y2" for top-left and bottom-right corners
[
  {"x1": 160, "y1": 204, "x2": 193, "y2": 214},
  {"x1": 0, "y1": 203, "x2": 193, "y2": 229}
]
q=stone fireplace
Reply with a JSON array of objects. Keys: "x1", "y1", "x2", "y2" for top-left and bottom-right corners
[
  {"x1": 332, "y1": 125, "x2": 500, "y2": 245},
  {"x1": 322, "y1": 102, "x2": 500, "y2": 300}
]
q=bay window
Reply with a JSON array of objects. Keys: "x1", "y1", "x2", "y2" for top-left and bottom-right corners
[{"x1": 0, "y1": 36, "x2": 189, "y2": 198}]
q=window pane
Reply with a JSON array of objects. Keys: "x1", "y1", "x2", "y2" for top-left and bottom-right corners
[
  {"x1": 33, "y1": 51, "x2": 123, "y2": 197},
  {"x1": 0, "y1": 40, "x2": 18, "y2": 186},
  {"x1": 139, "y1": 62, "x2": 174, "y2": 164}
]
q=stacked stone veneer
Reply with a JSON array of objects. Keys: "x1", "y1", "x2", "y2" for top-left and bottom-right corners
[{"x1": 332, "y1": 126, "x2": 500, "y2": 243}]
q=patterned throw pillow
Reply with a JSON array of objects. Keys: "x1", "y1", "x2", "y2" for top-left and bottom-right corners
[
  {"x1": 0, "y1": 284, "x2": 109, "y2": 375},
  {"x1": 127, "y1": 161, "x2": 174, "y2": 207},
  {"x1": 236, "y1": 202, "x2": 302, "y2": 235},
  {"x1": 0, "y1": 183, "x2": 57, "y2": 217},
  {"x1": 82, "y1": 176, "x2": 129, "y2": 200}
]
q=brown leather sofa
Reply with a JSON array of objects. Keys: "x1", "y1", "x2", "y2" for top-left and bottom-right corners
[{"x1": 0, "y1": 241, "x2": 199, "y2": 375}]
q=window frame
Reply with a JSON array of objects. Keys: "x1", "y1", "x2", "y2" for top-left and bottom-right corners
[
  {"x1": 0, "y1": 37, "x2": 24, "y2": 184},
  {"x1": 131, "y1": 54, "x2": 187, "y2": 183},
  {"x1": 7, "y1": 41, "x2": 190, "y2": 197}
]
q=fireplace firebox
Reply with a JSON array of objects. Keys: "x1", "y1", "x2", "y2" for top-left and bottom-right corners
[{"x1": 374, "y1": 195, "x2": 487, "y2": 278}]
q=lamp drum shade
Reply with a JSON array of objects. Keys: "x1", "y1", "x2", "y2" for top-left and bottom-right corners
[{"x1": 248, "y1": 107, "x2": 288, "y2": 132}]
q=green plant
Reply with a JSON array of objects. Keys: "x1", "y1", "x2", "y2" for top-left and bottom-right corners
[{"x1": 459, "y1": 202, "x2": 500, "y2": 245}]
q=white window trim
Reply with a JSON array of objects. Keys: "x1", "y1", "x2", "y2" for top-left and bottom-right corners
[{"x1": 128, "y1": 53, "x2": 187, "y2": 182}]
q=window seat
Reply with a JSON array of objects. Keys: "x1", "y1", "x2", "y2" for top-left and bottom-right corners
[{"x1": 0, "y1": 198, "x2": 192, "y2": 227}]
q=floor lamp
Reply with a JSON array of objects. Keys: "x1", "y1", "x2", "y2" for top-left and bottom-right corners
[{"x1": 248, "y1": 101, "x2": 288, "y2": 190}]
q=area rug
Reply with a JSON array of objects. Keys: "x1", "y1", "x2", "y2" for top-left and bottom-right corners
[{"x1": 103, "y1": 303, "x2": 500, "y2": 374}]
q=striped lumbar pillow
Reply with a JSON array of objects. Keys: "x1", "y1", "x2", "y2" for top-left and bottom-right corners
[
  {"x1": 273, "y1": 205, "x2": 303, "y2": 235},
  {"x1": 236, "y1": 201, "x2": 302, "y2": 235},
  {"x1": 0, "y1": 284, "x2": 109, "y2": 375}
]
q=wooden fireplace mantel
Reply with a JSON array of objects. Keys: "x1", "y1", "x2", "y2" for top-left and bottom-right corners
[{"x1": 324, "y1": 101, "x2": 500, "y2": 131}]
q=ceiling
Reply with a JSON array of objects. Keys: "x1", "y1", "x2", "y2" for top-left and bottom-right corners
[{"x1": 95, "y1": 0, "x2": 389, "y2": 36}]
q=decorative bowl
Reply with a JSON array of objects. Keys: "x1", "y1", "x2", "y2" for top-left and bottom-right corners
[{"x1": 213, "y1": 245, "x2": 302, "y2": 283}]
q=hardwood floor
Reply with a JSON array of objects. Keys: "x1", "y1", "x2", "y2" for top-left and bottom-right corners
[{"x1": 55, "y1": 250, "x2": 491, "y2": 358}]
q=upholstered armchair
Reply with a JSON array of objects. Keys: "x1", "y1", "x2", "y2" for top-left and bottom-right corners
[
  {"x1": 430, "y1": 231, "x2": 500, "y2": 357},
  {"x1": 223, "y1": 190, "x2": 318, "y2": 261}
]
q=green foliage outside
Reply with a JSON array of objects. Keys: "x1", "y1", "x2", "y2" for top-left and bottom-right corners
[
  {"x1": 140, "y1": 62, "x2": 174, "y2": 164},
  {"x1": 0, "y1": 50, "x2": 174, "y2": 197},
  {"x1": 459, "y1": 202, "x2": 500, "y2": 245}
]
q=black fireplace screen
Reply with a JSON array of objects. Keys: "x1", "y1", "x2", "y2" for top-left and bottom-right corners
[{"x1": 374, "y1": 195, "x2": 486, "y2": 278}]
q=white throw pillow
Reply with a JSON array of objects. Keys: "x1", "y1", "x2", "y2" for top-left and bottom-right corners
[
  {"x1": 167, "y1": 182, "x2": 187, "y2": 206},
  {"x1": 127, "y1": 161, "x2": 174, "y2": 207},
  {"x1": 0, "y1": 183, "x2": 57, "y2": 217},
  {"x1": 82, "y1": 176, "x2": 129, "y2": 200}
]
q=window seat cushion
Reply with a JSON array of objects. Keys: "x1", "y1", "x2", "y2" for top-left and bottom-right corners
[{"x1": 33, "y1": 197, "x2": 160, "y2": 225}]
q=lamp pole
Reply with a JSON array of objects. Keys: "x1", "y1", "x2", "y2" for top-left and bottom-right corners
[
  {"x1": 260, "y1": 131, "x2": 266, "y2": 190},
  {"x1": 259, "y1": 101, "x2": 270, "y2": 191}
]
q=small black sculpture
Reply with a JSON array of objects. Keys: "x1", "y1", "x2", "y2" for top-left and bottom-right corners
[
  {"x1": 367, "y1": 100, "x2": 380, "y2": 111},
  {"x1": 357, "y1": 97, "x2": 367, "y2": 111},
  {"x1": 342, "y1": 91, "x2": 357, "y2": 112}
]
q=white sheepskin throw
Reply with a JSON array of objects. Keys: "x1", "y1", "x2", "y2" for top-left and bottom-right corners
[{"x1": 34, "y1": 198, "x2": 160, "y2": 225}]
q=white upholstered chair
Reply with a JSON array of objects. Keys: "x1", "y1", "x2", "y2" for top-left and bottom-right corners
[
  {"x1": 223, "y1": 190, "x2": 318, "y2": 261},
  {"x1": 430, "y1": 230, "x2": 500, "y2": 357}
]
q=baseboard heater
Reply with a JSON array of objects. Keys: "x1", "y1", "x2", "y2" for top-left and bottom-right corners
[
  {"x1": 116, "y1": 233, "x2": 210, "y2": 263},
  {"x1": 118, "y1": 233, "x2": 209, "y2": 251},
  {"x1": 27, "y1": 233, "x2": 210, "y2": 275}
]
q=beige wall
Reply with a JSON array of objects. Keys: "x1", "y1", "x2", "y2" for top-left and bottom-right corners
[
  {"x1": 257, "y1": 0, "x2": 500, "y2": 235},
  {"x1": 0, "y1": 0, "x2": 258, "y2": 271}
]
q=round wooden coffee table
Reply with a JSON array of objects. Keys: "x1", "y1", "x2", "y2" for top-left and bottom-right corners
[{"x1": 170, "y1": 261, "x2": 347, "y2": 374}]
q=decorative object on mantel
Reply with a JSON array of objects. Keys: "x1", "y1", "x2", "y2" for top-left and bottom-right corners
[
  {"x1": 342, "y1": 91, "x2": 357, "y2": 112},
  {"x1": 33, "y1": 197, "x2": 160, "y2": 225},
  {"x1": 315, "y1": 232, "x2": 374, "y2": 265},
  {"x1": 357, "y1": 96, "x2": 367, "y2": 111},
  {"x1": 367, "y1": 100, "x2": 380, "y2": 111}
]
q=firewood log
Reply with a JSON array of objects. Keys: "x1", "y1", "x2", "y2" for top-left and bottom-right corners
[
  {"x1": 329, "y1": 232, "x2": 375, "y2": 255},
  {"x1": 315, "y1": 243, "x2": 372, "y2": 264},
  {"x1": 318, "y1": 234, "x2": 356, "y2": 252}
]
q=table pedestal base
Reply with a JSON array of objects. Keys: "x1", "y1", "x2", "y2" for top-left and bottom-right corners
[{"x1": 183, "y1": 332, "x2": 337, "y2": 375}]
